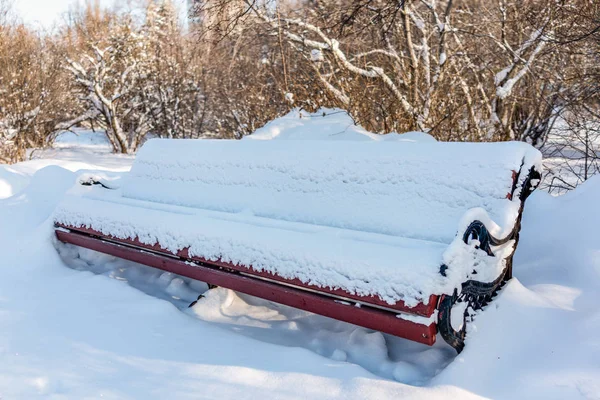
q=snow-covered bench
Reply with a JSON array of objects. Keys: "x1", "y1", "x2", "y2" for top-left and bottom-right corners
[{"x1": 53, "y1": 139, "x2": 541, "y2": 352}]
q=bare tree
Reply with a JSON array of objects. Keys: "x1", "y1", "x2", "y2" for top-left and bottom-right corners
[
  {"x1": 192, "y1": 0, "x2": 585, "y2": 144},
  {"x1": 0, "y1": 9, "x2": 68, "y2": 162},
  {"x1": 65, "y1": 14, "x2": 152, "y2": 153},
  {"x1": 0, "y1": 0, "x2": 598, "y2": 196}
]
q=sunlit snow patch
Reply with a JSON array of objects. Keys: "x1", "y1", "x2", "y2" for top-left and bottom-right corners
[{"x1": 244, "y1": 108, "x2": 436, "y2": 142}]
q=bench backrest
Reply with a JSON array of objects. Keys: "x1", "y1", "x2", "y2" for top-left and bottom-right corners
[{"x1": 122, "y1": 139, "x2": 541, "y2": 244}]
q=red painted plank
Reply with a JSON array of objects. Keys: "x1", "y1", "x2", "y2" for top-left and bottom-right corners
[
  {"x1": 56, "y1": 228, "x2": 438, "y2": 345},
  {"x1": 56, "y1": 223, "x2": 438, "y2": 317}
]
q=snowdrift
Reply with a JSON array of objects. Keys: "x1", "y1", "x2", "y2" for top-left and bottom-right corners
[
  {"x1": 244, "y1": 108, "x2": 437, "y2": 142},
  {"x1": 0, "y1": 109, "x2": 597, "y2": 398}
]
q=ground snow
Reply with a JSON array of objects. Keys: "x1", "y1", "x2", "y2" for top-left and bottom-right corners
[
  {"x1": 434, "y1": 177, "x2": 600, "y2": 398},
  {"x1": 0, "y1": 115, "x2": 598, "y2": 399},
  {"x1": 51, "y1": 128, "x2": 114, "y2": 151},
  {"x1": 0, "y1": 165, "x2": 29, "y2": 198}
]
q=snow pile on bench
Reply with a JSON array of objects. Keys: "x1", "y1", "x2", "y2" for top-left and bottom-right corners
[
  {"x1": 123, "y1": 139, "x2": 541, "y2": 243},
  {"x1": 54, "y1": 137, "x2": 541, "y2": 306},
  {"x1": 244, "y1": 108, "x2": 437, "y2": 142},
  {"x1": 55, "y1": 193, "x2": 453, "y2": 305}
]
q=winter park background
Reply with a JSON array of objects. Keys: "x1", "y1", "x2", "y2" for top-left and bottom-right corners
[{"x1": 1, "y1": 0, "x2": 600, "y2": 399}]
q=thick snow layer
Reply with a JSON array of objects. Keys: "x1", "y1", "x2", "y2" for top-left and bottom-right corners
[
  {"x1": 55, "y1": 186, "x2": 450, "y2": 305},
  {"x1": 0, "y1": 128, "x2": 598, "y2": 398},
  {"x1": 0, "y1": 159, "x2": 466, "y2": 399},
  {"x1": 0, "y1": 165, "x2": 29, "y2": 198},
  {"x1": 434, "y1": 176, "x2": 600, "y2": 398},
  {"x1": 53, "y1": 138, "x2": 540, "y2": 304},
  {"x1": 244, "y1": 108, "x2": 437, "y2": 142},
  {"x1": 0, "y1": 129, "x2": 116, "y2": 199},
  {"x1": 123, "y1": 139, "x2": 540, "y2": 243}
]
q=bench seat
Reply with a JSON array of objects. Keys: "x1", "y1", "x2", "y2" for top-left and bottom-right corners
[{"x1": 55, "y1": 188, "x2": 453, "y2": 308}]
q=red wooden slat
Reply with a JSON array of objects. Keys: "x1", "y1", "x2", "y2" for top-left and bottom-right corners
[
  {"x1": 56, "y1": 223, "x2": 439, "y2": 317},
  {"x1": 56, "y1": 228, "x2": 437, "y2": 345}
]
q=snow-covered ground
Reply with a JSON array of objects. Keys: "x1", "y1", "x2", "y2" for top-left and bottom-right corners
[
  {"x1": 0, "y1": 113, "x2": 598, "y2": 399},
  {"x1": 539, "y1": 116, "x2": 600, "y2": 195}
]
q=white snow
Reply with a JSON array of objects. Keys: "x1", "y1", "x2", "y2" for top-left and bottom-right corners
[
  {"x1": 124, "y1": 135, "x2": 538, "y2": 245},
  {"x1": 54, "y1": 188, "x2": 450, "y2": 306},
  {"x1": 243, "y1": 108, "x2": 436, "y2": 141},
  {"x1": 0, "y1": 119, "x2": 598, "y2": 399},
  {"x1": 439, "y1": 52, "x2": 447, "y2": 66},
  {"x1": 311, "y1": 49, "x2": 324, "y2": 62},
  {"x1": 494, "y1": 67, "x2": 511, "y2": 86},
  {"x1": 51, "y1": 127, "x2": 114, "y2": 151},
  {"x1": 285, "y1": 92, "x2": 295, "y2": 104},
  {"x1": 52, "y1": 121, "x2": 541, "y2": 305},
  {"x1": 0, "y1": 165, "x2": 29, "y2": 198}
]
